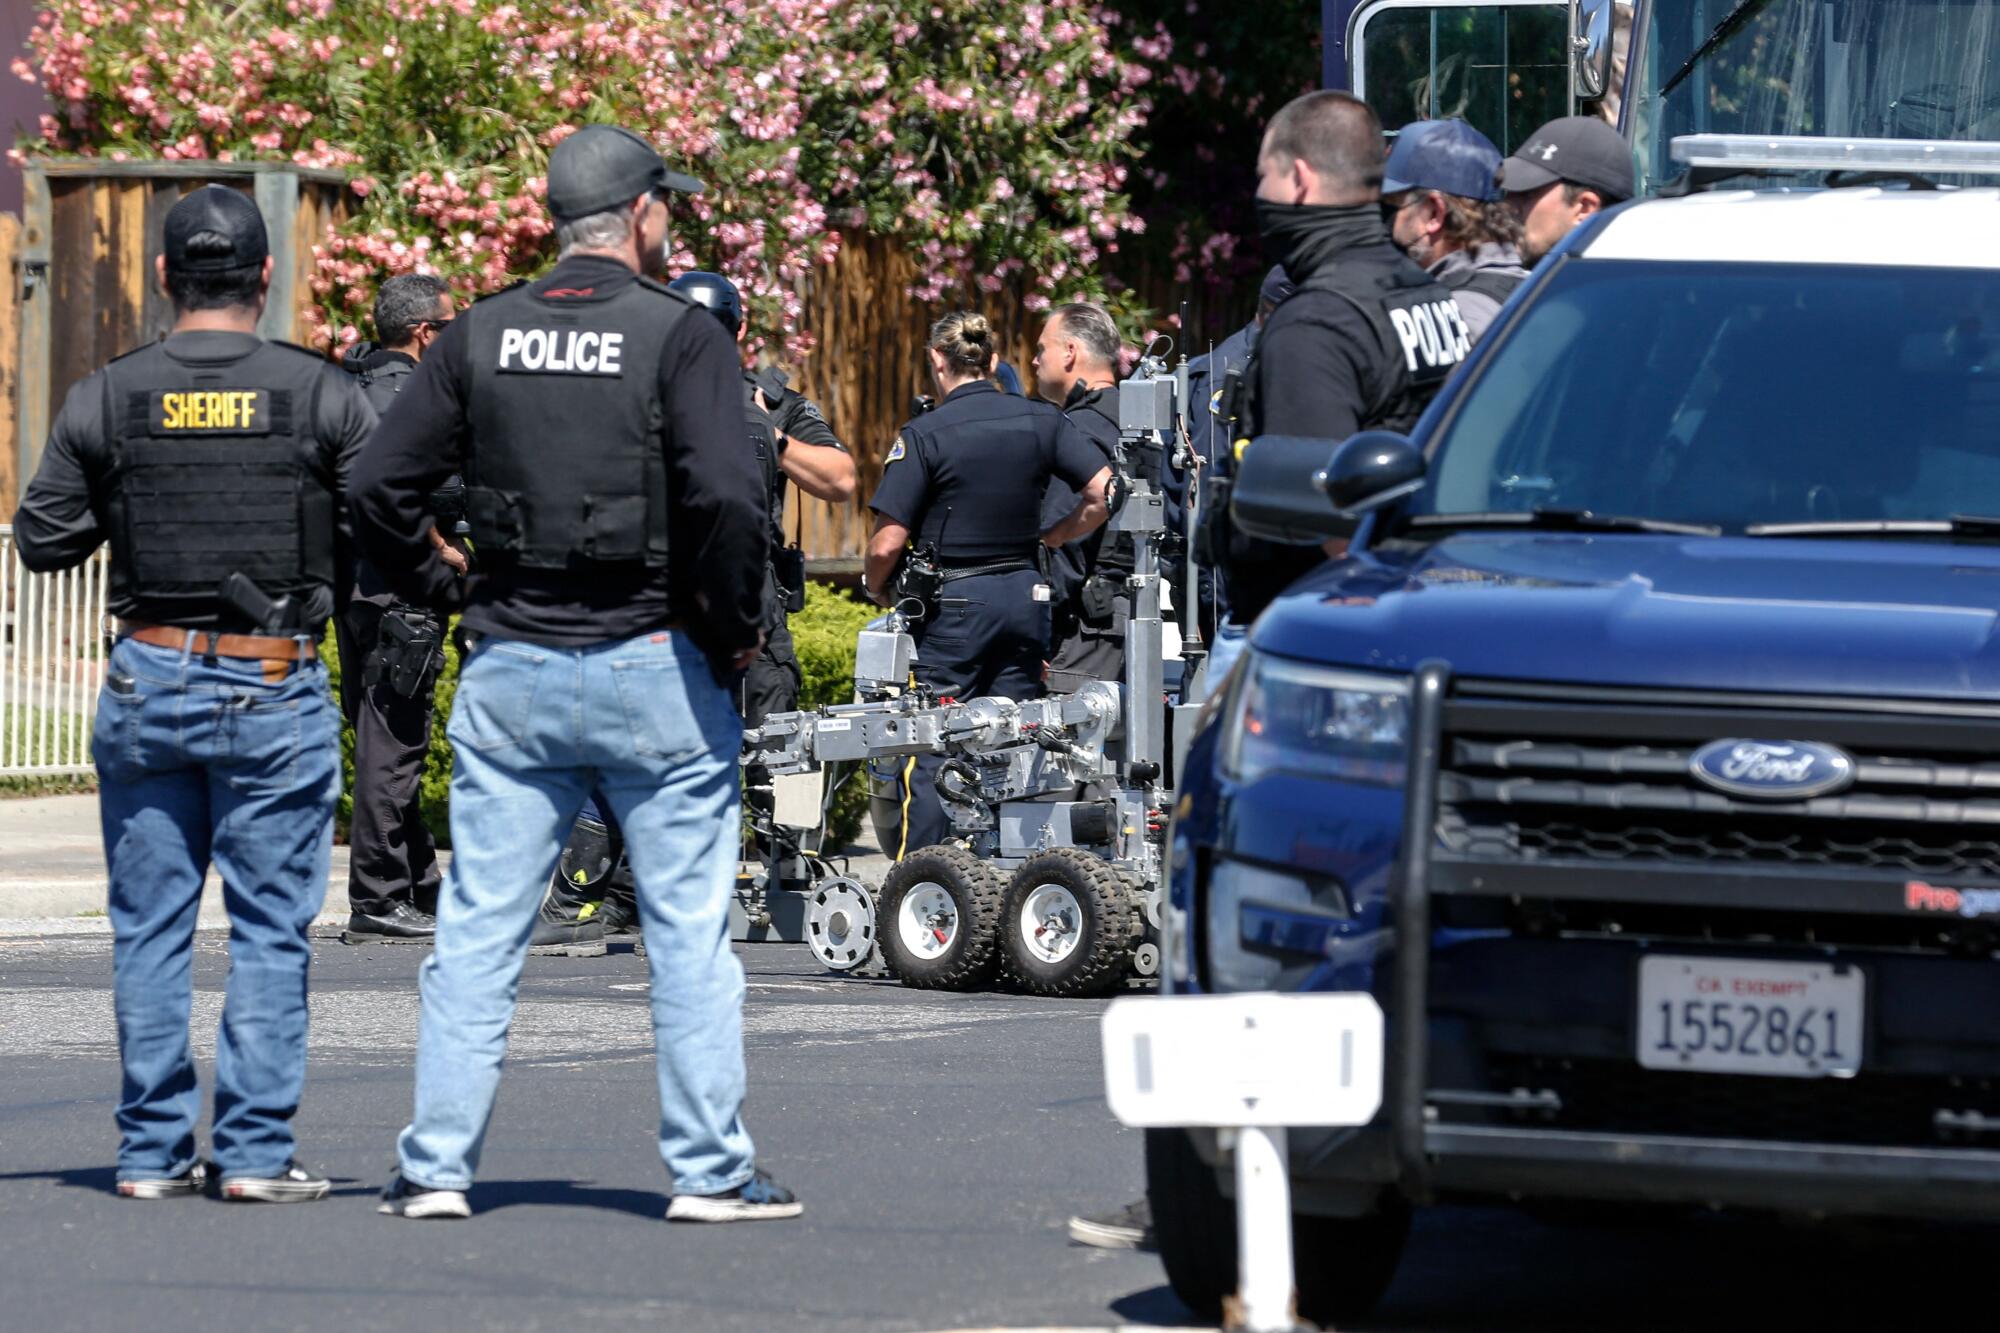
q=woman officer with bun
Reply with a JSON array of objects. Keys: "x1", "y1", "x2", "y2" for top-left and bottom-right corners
[{"x1": 865, "y1": 311, "x2": 1111, "y2": 855}]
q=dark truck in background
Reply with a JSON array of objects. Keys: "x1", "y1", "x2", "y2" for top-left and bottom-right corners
[{"x1": 1329, "y1": 0, "x2": 2000, "y2": 193}]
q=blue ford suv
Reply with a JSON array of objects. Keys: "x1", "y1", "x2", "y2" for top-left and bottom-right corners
[{"x1": 1152, "y1": 178, "x2": 2000, "y2": 1323}]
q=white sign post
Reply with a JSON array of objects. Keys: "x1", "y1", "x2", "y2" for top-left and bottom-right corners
[{"x1": 1102, "y1": 993, "x2": 1386, "y2": 1333}]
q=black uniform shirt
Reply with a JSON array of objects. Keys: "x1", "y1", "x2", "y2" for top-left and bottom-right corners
[
  {"x1": 1039, "y1": 383, "x2": 1120, "y2": 601},
  {"x1": 349, "y1": 254, "x2": 767, "y2": 652},
  {"x1": 870, "y1": 379, "x2": 1104, "y2": 562},
  {"x1": 753, "y1": 372, "x2": 846, "y2": 540},
  {"x1": 13, "y1": 330, "x2": 376, "y2": 627}
]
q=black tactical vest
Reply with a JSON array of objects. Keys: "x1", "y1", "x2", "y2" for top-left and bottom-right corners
[
  {"x1": 1300, "y1": 255, "x2": 1464, "y2": 434},
  {"x1": 1238, "y1": 250, "x2": 1464, "y2": 442},
  {"x1": 463, "y1": 276, "x2": 687, "y2": 572},
  {"x1": 1440, "y1": 265, "x2": 1527, "y2": 308},
  {"x1": 103, "y1": 339, "x2": 335, "y2": 615}
]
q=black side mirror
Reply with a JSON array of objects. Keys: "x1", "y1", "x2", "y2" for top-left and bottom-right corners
[
  {"x1": 1229, "y1": 432, "x2": 1428, "y2": 544},
  {"x1": 1320, "y1": 431, "x2": 1426, "y2": 516},
  {"x1": 1228, "y1": 435, "x2": 1352, "y2": 544}
]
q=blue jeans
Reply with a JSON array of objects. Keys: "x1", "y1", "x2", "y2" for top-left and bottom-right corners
[
  {"x1": 93, "y1": 635, "x2": 338, "y2": 1182},
  {"x1": 396, "y1": 629, "x2": 756, "y2": 1195},
  {"x1": 1201, "y1": 619, "x2": 1248, "y2": 701}
]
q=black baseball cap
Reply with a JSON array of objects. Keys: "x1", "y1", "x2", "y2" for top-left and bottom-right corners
[
  {"x1": 1497, "y1": 116, "x2": 1635, "y2": 204},
  {"x1": 163, "y1": 184, "x2": 268, "y2": 273},
  {"x1": 547, "y1": 125, "x2": 705, "y2": 221}
]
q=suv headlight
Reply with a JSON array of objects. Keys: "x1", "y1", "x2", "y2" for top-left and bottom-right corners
[{"x1": 1219, "y1": 654, "x2": 1410, "y2": 787}]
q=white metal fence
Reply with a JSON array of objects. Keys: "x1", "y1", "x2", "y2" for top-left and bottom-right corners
[{"x1": 0, "y1": 525, "x2": 109, "y2": 777}]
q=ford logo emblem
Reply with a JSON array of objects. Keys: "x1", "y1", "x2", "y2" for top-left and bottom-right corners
[{"x1": 1689, "y1": 739, "x2": 1856, "y2": 801}]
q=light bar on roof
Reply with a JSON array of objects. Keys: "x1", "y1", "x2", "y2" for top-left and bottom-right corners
[{"x1": 1670, "y1": 134, "x2": 2000, "y2": 176}]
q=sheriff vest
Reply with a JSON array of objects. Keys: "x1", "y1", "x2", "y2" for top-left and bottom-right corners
[{"x1": 155, "y1": 389, "x2": 267, "y2": 433}]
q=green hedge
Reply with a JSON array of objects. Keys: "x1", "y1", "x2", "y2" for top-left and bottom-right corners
[
  {"x1": 324, "y1": 582, "x2": 876, "y2": 851},
  {"x1": 789, "y1": 583, "x2": 881, "y2": 849}
]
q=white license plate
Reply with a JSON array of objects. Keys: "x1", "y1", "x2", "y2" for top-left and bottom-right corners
[{"x1": 1636, "y1": 956, "x2": 1863, "y2": 1079}]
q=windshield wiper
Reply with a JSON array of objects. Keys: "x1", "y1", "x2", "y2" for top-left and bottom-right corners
[
  {"x1": 1407, "y1": 508, "x2": 1722, "y2": 536},
  {"x1": 1744, "y1": 516, "x2": 2000, "y2": 539},
  {"x1": 1659, "y1": 0, "x2": 1778, "y2": 99}
]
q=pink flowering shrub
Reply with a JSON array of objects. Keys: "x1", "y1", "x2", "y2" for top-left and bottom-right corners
[{"x1": 13, "y1": 0, "x2": 1194, "y2": 353}]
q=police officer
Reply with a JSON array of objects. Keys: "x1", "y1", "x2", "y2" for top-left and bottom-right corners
[
  {"x1": 1498, "y1": 115, "x2": 1636, "y2": 267},
  {"x1": 12, "y1": 185, "x2": 374, "y2": 1203},
  {"x1": 529, "y1": 271, "x2": 857, "y2": 949},
  {"x1": 351, "y1": 125, "x2": 801, "y2": 1222},
  {"x1": 1176, "y1": 265, "x2": 1292, "y2": 651},
  {"x1": 1217, "y1": 91, "x2": 1466, "y2": 636},
  {"x1": 865, "y1": 311, "x2": 1111, "y2": 855},
  {"x1": 339, "y1": 272, "x2": 462, "y2": 943},
  {"x1": 1382, "y1": 119, "x2": 1529, "y2": 345},
  {"x1": 1030, "y1": 300, "x2": 1125, "y2": 694},
  {"x1": 668, "y1": 272, "x2": 856, "y2": 722}
]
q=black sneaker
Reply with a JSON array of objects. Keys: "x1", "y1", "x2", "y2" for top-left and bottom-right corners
[
  {"x1": 343, "y1": 901, "x2": 437, "y2": 944},
  {"x1": 378, "y1": 1170, "x2": 471, "y2": 1220},
  {"x1": 116, "y1": 1161, "x2": 209, "y2": 1200},
  {"x1": 218, "y1": 1161, "x2": 331, "y2": 1203},
  {"x1": 665, "y1": 1169, "x2": 803, "y2": 1223},
  {"x1": 1067, "y1": 1198, "x2": 1155, "y2": 1251}
]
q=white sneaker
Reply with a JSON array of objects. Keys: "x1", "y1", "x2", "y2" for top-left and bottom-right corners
[
  {"x1": 666, "y1": 1169, "x2": 803, "y2": 1223},
  {"x1": 378, "y1": 1170, "x2": 471, "y2": 1220}
]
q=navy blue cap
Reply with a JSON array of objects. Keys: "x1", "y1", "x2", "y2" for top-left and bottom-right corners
[{"x1": 1383, "y1": 120, "x2": 1503, "y2": 203}]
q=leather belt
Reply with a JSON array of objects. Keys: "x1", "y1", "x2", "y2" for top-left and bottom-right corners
[{"x1": 121, "y1": 622, "x2": 317, "y2": 663}]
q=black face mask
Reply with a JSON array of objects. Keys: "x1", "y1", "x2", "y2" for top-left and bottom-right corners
[{"x1": 1254, "y1": 198, "x2": 1388, "y2": 280}]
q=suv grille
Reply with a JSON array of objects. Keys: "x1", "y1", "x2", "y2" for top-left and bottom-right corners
[{"x1": 1437, "y1": 688, "x2": 2000, "y2": 885}]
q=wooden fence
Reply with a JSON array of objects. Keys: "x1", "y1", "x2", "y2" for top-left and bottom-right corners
[
  {"x1": 786, "y1": 230, "x2": 1254, "y2": 566},
  {"x1": 0, "y1": 167, "x2": 1249, "y2": 561}
]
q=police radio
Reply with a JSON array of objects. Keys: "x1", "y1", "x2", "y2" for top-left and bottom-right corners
[{"x1": 893, "y1": 544, "x2": 944, "y2": 619}]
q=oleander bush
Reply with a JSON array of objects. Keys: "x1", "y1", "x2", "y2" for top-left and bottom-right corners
[{"x1": 15, "y1": 0, "x2": 1184, "y2": 346}]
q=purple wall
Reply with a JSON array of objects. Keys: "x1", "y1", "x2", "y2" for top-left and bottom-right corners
[{"x1": 0, "y1": 0, "x2": 48, "y2": 216}]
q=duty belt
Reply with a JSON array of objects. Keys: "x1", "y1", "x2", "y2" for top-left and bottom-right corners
[
  {"x1": 938, "y1": 558, "x2": 1036, "y2": 583},
  {"x1": 119, "y1": 622, "x2": 316, "y2": 682}
]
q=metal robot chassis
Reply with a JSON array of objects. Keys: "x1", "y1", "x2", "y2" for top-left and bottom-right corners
[{"x1": 743, "y1": 357, "x2": 1207, "y2": 996}]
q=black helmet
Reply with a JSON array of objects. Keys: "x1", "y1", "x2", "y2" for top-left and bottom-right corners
[{"x1": 668, "y1": 271, "x2": 742, "y2": 336}]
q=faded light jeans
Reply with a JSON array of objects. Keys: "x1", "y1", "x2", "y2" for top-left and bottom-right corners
[
  {"x1": 93, "y1": 635, "x2": 338, "y2": 1182},
  {"x1": 396, "y1": 628, "x2": 757, "y2": 1195}
]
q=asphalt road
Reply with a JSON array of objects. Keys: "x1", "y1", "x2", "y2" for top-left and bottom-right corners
[{"x1": 0, "y1": 933, "x2": 1987, "y2": 1332}]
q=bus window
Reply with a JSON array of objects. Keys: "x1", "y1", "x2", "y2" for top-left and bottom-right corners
[{"x1": 1351, "y1": 1, "x2": 1569, "y2": 153}]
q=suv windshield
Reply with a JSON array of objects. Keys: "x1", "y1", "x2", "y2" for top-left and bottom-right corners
[
  {"x1": 1404, "y1": 259, "x2": 2000, "y2": 533},
  {"x1": 1633, "y1": 0, "x2": 2000, "y2": 193}
]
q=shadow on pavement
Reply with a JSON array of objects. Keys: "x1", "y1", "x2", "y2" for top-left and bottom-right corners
[
  {"x1": 0, "y1": 1165, "x2": 118, "y2": 1192},
  {"x1": 469, "y1": 1177, "x2": 668, "y2": 1220},
  {"x1": 1110, "y1": 1285, "x2": 1202, "y2": 1327}
]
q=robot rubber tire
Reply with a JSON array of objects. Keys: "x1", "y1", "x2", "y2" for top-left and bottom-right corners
[
  {"x1": 876, "y1": 844, "x2": 1004, "y2": 990},
  {"x1": 999, "y1": 848, "x2": 1141, "y2": 998}
]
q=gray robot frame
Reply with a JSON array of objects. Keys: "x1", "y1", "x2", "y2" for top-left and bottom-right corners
[{"x1": 741, "y1": 355, "x2": 1209, "y2": 994}]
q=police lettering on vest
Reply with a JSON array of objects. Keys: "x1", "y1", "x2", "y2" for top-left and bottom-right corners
[
  {"x1": 1384, "y1": 292, "x2": 1470, "y2": 379},
  {"x1": 495, "y1": 326, "x2": 626, "y2": 375},
  {"x1": 462, "y1": 277, "x2": 688, "y2": 571}
]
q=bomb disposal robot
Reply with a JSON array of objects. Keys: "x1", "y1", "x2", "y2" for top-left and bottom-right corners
[{"x1": 745, "y1": 352, "x2": 1207, "y2": 995}]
